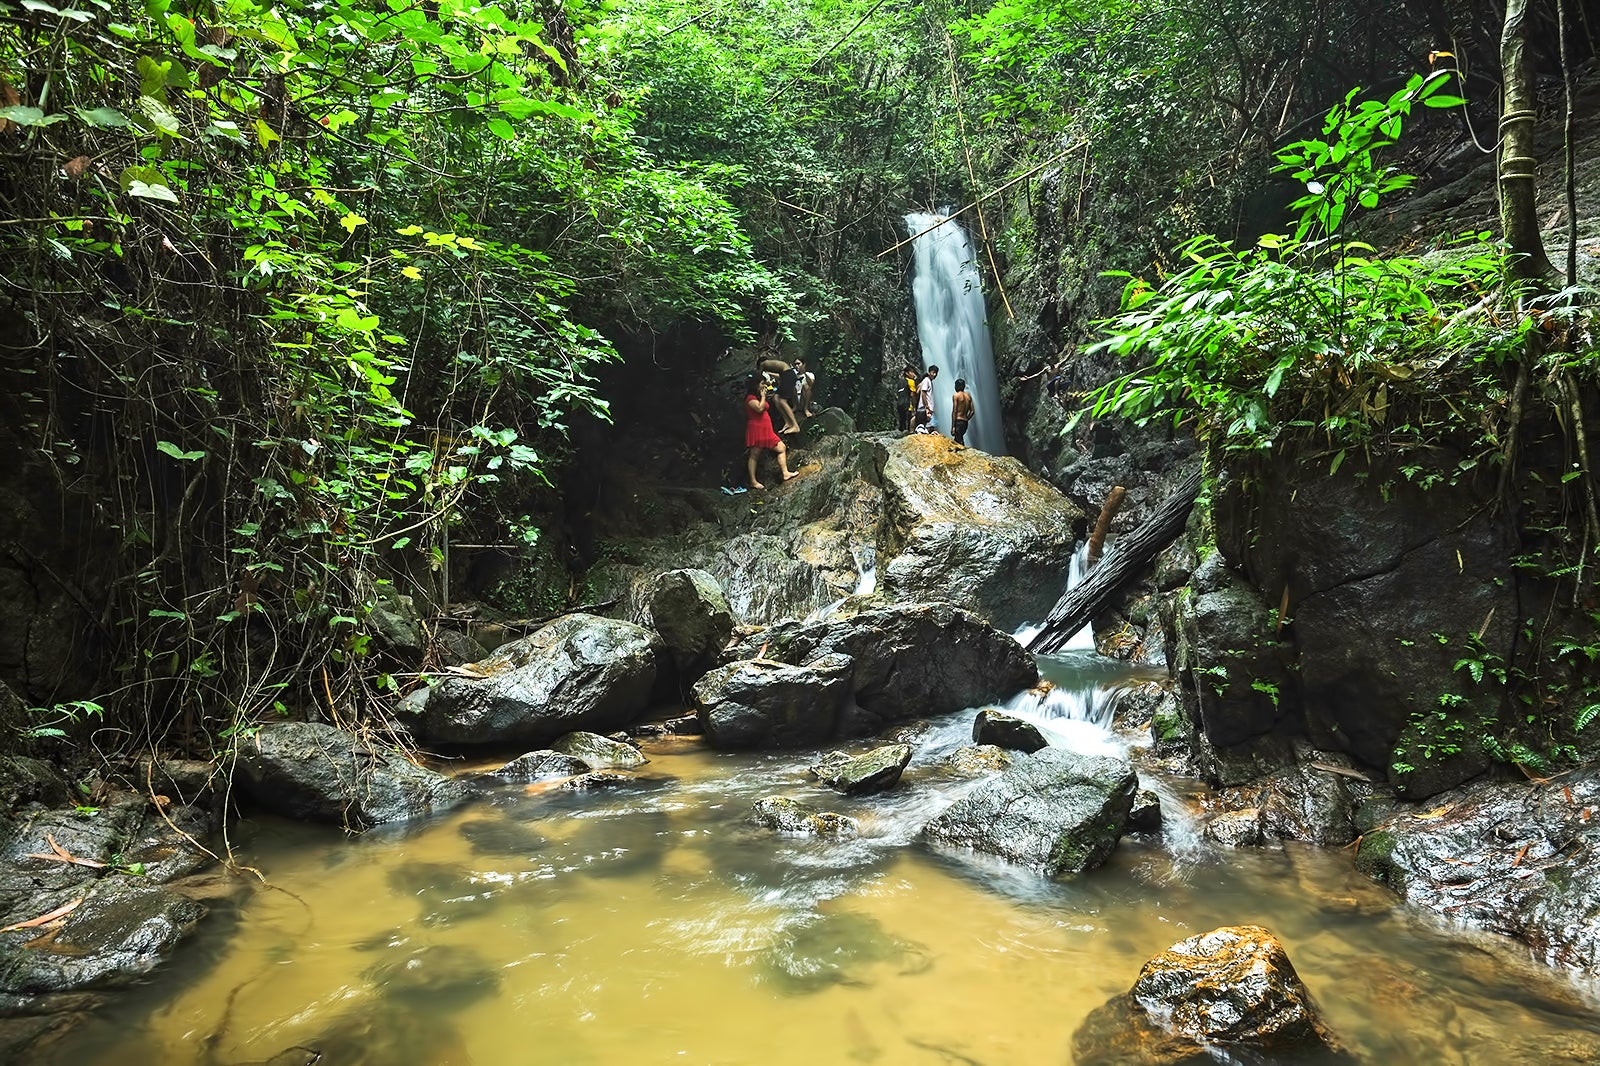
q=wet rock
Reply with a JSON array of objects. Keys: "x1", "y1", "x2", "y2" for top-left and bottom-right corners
[
  {"x1": 549, "y1": 731, "x2": 647, "y2": 770},
  {"x1": 633, "y1": 568, "x2": 734, "y2": 681},
  {"x1": 402, "y1": 613, "x2": 658, "y2": 747},
  {"x1": 235, "y1": 722, "x2": 468, "y2": 830},
  {"x1": 714, "y1": 602, "x2": 1038, "y2": 745},
  {"x1": 694, "y1": 654, "x2": 854, "y2": 749},
  {"x1": 710, "y1": 533, "x2": 838, "y2": 626},
  {"x1": 1165, "y1": 564, "x2": 1296, "y2": 755},
  {"x1": 1353, "y1": 768, "x2": 1600, "y2": 973},
  {"x1": 367, "y1": 594, "x2": 424, "y2": 656},
  {"x1": 749, "y1": 796, "x2": 858, "y2": 837},
  {"x1": 0, "y1": 756, "x2": 71, "y2": 814},
  {"x1": 922, "y1": 748, "x2": 1138, "y2": 875},
  {"x1": 971, "y1": 709, "x2": 1048, "y2": 753},
  {"x1": 560, "y1": 770, "x2": 658, "y2": 791},
  {"x1": 942, "y1": 745, "x2": 1014, "y2": 777},
  {"x1": 875, "y1": 435, "x2": 1084, "y2": 631},
  {"x1": 485, "y1": 750, "x2": 588, "y2": 782},
  {"x1": 1258, "y1": 761, "x2": 1358, "y2": 847},
  {"x1": 1204, "y1": 808, "x2": 1264, "y2": 847},
  {"x1": 432, "y1": 627, "x2": 489, "y2": 667},
  {"x1": 1073, "y1": 926, "x2": 1351, "y2": 1064},
  {"x1": 1129, "y1": 789, "x2": 1163, "y2": 833},
  {"x1": 0, "y1": 881, "x2": 206, "y2": 993},
  {"x1": 813, "y1": 407, "x2": 856, "y2": 436},
  {"x1": 809, "y1": 745, "x2": 912, "y2": 795}
]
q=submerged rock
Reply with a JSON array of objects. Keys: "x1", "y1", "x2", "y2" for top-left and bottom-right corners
[
  {"x1": 809, "y1": 744, "x2": 912, "y2": 795},
  {"x1": 971, "y1": 708, "x2": 1048, "y2": 753},
  {"x1": 401, "y1": 613, "x2": 658, "y2": 747},
  {"x1": 549, "y1": 731, "x2": 647, "y2": 770},
  {"x1": 748, "y1": 796, "x2": 857, "y2": 837},
  {"x1": 1354, "y1": 767, "x2": 1600, "y2": 974},
  {"x1": 1073, "y1": 925, "x2": 1351, "y2": 1064},
  {"x1": 485, "y1": 750, "x2": 589, "y2": 782},
  {"x1": 1203, "y1": 807, "x2": 1265, "y2": 848},
  {"x1": 942, "y1": 745, "x2": 1014, "y2": 777},
  {"x1": 235, "y1": 722, "x2": 468, "y2": 830},
  {"x1": 922, "y1": 747, "x2": 1137, "y2": 875}
]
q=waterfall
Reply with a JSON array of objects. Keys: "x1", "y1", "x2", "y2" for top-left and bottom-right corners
[{"x1": 904, "y1": 212, "x2": 1006, "y2": 455}]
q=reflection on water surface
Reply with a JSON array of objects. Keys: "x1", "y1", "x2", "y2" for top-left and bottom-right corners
[{"x1": 41, "y1": 703, "x2": 1600, "y2": 1065}]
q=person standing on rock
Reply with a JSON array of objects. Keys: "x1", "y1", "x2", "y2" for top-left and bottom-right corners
[
  {"x1": 795, "y1": 358, "x2": 817, "y2": 417},
  {"x1": 950, "y1": 378, "x2": 974, "y2": 447},
  {"x1": 916, "y1": 366, "x2": 939, "y2": 431},
  {"x1": 744, "y1": 374, "x2": 796, "y2": 489},
  {"x1": 898, "y1": 364, "x2": 918, "y2": 432}
]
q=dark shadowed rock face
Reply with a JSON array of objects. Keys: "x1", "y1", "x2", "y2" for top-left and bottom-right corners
[
  {"x1": 809, "y1": 745, "x2": 913, "y2": 795},
  {"x1": 712, "y1": 602, "x2": 1038, "y2": 745},
  {"x1": 922, "y1": 747, "x2": 1137, "y2": 876},
  {"x1": 1354, "y1": 768, "x2": 1600, "y2": 974},
  {"x1": 1073, "y1": 926, "x2": 1351, "y2": 1065},
  {"x1": 972, "y1": 708, "x2": 1048, "y2": 753},
  {"x1": 236, "y1": 722, "x2": 468, "y2": 830},
  {"x1": 402, "y1": 613, "x2": 658, "y2": 747}
]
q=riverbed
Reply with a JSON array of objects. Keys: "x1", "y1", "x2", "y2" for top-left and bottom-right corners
[{"x1": 41, "y1": 655, "x2": 1600, "y2": 1064}]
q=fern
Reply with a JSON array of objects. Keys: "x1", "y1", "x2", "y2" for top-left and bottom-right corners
[{"x1": 1576, "y1": 704, "x2": 1600, "y2": 732}]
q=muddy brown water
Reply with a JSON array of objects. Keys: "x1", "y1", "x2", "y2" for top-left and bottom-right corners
[{"x1": 40, "y1": 659, "x2": 1600, "y2": 1065}]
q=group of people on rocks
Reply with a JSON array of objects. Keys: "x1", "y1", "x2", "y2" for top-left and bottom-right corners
[
  {"x1": 738, "y1": 356, "x2": 815, "y2": 491},
  {"x1": 737, "y1": 353, "x2": 985, "y2": 492},
  {"x1": 898, "y1": 363, "x2": 974, "y2": 446}
]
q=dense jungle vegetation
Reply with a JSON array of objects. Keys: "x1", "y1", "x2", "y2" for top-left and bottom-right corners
[{"x1": 1, "y1": 0, "x2": 1595, "y2": 766}]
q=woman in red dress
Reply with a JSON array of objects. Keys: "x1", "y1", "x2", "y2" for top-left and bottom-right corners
[{"x1": 744, "y1": 375, "x2": 796, "y2": 489}]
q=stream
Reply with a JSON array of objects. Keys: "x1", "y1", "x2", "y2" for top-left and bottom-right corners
[{"x1": 39, "y1": 655, "x2": 1600, "y2": 1065}]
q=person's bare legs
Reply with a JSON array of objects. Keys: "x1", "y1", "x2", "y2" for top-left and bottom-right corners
[
  {"x1": 777, "y1": 442, "x2": 796, "y2": 481},
  {"x1": 771, "y1": 395, "x2": 801, "y2": 434},
  {"x1": 746, "y1": 447, "x2": 764, "y2": 489}
]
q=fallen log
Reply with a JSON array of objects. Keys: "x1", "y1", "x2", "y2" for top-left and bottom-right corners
[{"x1": 1026, "y1": 467, "x2": 1204, "y2": 655}]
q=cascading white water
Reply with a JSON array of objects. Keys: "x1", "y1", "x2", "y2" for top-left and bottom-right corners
[{"x1": 905, "y1": 212, "x2": 1006, "y2": 455}]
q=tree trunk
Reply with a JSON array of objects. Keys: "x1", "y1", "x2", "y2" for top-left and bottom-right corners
[
  {"x1": 1499, "y1": 0, "x2": 1558, "y2": 283},
  {"x1": 1026, "y1": 469, "x2": 1203, "y2": 655}
]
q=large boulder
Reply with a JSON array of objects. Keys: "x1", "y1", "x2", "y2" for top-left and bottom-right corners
[
  {"x1": 922, "y1": 747, "x2": 1137, "y2": 875},
  {"x1": 700, "y1": 603, "x2": 1038, "y2": 748},
  {"x1": 1213, "y1": 454, "x2": 1517, "y2": 797},
  {"x1": 694, "y1": 654, "x2": 854, "y2": 749},
  {"x1": 402, "y1": 613, "x2": 658, "y2": 747},
  {"x1": 877, "y1": 435, "x2": 1084, "y2": 631},
  {"x1": 1354, "y1": 767, "x2": 1600, "y2": 974},
  {"x1": 1073, "y1": 926, "x2": 1351, "y2": 1064},
  {"x1": 809, "y1": 744, "x2": 913, "y2": 795},
  {"x1": 633, "y1": 569, "x2": 733, "y2": 680},
  {"x1": 235, "y1": 722, "x2": 468, "y2": 830}
]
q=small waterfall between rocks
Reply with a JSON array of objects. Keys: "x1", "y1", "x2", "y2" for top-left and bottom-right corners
[{"x1": 905, "y1": 211, "x2": 1006, "y2": 454}]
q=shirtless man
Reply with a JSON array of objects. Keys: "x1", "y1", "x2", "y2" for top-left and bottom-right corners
[{"x1": 950, "y1": 378, "x2": 974, "y2": 447}]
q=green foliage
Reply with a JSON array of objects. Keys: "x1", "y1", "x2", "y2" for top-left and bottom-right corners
[
  {"x1": 0, "y1": 0, "x2": 805, "y2": 746},
  {"x1": 1084, "y1": 72, "x2": 1533, "y2": 454}
]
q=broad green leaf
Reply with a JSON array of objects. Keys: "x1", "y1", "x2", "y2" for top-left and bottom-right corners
[
  {"x1": 129, "y1": 179, "x2": 179, "y2": 203},
  {"x1": 0, "y1": 106, "x2": 68, "y2": 126},
  {"x1": 339, "y1": 212, "x2": 367, "y2": 234},
  {"x1": 155, "y1": 440, "x2": 205, "y2": 460},
  {"x1": 74, "y1": 106, "x2": 130, "y2": 127}
]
